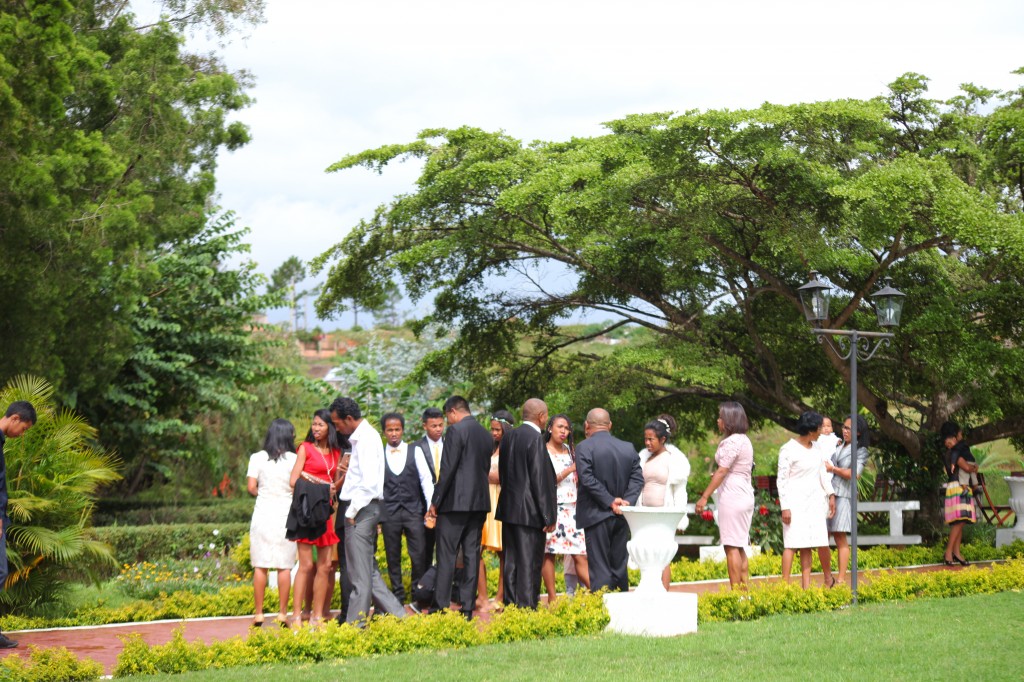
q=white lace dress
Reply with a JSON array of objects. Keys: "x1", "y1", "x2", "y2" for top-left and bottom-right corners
[{"x1": 247, "y1": 450, "x2": 298, "y2": 569}]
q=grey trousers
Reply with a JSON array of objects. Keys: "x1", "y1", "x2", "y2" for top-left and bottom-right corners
[{"x1": 344, "y1": 500, "x2": 406, "y2": 624}]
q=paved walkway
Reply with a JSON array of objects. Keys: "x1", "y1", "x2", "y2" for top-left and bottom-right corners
[{"x1": 0, "y1": 562, "x2": 988, "y2": 675}]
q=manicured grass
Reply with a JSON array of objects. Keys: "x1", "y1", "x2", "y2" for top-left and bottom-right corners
[{"x1": 138, "y1": 591, "x2": 1022, "y2": 681}]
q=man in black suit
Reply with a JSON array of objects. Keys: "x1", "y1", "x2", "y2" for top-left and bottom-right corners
[
  {"x1": 425, "y1": 396, "x2": 492, "y2": 619},
  {"x1": 495, "y1": 398, "x2": 557, "y2": 608},
  {"x1": 575, "y1": 407, "x2": 643, "y2": 592}
]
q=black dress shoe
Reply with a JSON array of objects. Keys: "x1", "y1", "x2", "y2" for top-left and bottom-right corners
[
  {"x1": 943, "y1": 559, "x2": 956, "y2": 566},
  {"x1": 0, "y1": 633, "x2": 18, "y2": 649},
  {"x1": 954, "y1": 555, "x2": 970, "y2": 566}
]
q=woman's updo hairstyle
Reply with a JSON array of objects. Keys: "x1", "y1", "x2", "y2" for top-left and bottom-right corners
[
  {"x1": 795, "y1": 410, "x2": 824, "y2": 436},
  {"x1": 644, "y1": 413, "x2": 677, "y2": 443}
]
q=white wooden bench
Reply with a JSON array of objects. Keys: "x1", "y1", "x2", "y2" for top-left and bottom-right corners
[
  {"x1": 671, "y1": 500, "x2": 922, "y2": 547},
  {"x1": 830, "y1": 500, "x2": 922, "y2": 546}
]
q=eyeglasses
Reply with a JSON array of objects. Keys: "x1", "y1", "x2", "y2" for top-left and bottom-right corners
[{"x1": 841, "y1": 426, "x2": 852, "y2": 431}]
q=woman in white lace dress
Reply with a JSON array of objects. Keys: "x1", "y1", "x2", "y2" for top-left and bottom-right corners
[{"x1": 246, "y1": 419, "x2": 298, "y2": 626}]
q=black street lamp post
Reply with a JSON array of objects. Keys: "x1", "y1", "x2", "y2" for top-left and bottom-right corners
[{"x1": 798, "y1": 272, "x2": 906, "y2": 602}]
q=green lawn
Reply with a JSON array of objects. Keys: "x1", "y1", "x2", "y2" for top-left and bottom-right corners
[{"x1": 141, "y1": 591, "x2": 1023, "y2": 681}]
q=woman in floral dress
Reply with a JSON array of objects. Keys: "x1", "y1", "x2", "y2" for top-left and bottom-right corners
[{"x1": 541, "y1": 414, "x2": 590, "y2": 601}]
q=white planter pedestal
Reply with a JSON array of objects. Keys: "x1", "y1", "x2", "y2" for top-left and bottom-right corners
[
  {"x1": 603, "y1": 507, "x2": 698, "y2": 637},
  {"x1": 996, "y1": 476, "x2": 1024, "y2": 547}
]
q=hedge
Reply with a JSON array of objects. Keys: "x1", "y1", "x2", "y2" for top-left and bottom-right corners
[
  {"x1": 111, "y1": 591, "x2": 610, "y2": 677},
  {"x1": 90, "y1": 523, "x2": 248, "y2": 566},
  {"x1": 93, "y1": 500, "x2": 253, "y2": 527}
]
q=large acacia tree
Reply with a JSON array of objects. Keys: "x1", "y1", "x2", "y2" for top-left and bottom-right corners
[{"x1": 316, "y1": 72, "x2": 1024, "y2": 492}]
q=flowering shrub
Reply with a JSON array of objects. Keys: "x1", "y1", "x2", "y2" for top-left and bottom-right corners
[
  {"x1": 115, "y1": 559, "x2": 246, "y2": 599},
  {"x1": 748, "y1": 490, "x2": 783, "y2": 553}
]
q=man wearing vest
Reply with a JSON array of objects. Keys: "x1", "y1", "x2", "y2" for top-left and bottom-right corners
[{"x1": 380, "y1": 412, "x2": 434, "y2": 603}]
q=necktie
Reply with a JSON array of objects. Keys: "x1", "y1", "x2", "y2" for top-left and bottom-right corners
[{"x1": 433, "y1": 444, "x2": 441, "y2": 476}]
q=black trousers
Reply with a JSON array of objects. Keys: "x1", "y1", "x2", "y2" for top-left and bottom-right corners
[
  {"x1": 501, "y1": 522, "x2": 545, "y2": 609},
  {"x1": 380, "y1": 508, "x2": 428, "y2": 602},
  {"x1": 585, "y1": 515, "x2": 631, "y2": 592},
  {"x1": 432, "y1": 510, "x2": 485, "y2": 617}
]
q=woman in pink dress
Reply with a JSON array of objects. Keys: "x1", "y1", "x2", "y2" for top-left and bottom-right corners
[
  {"x1": 695, "y1": 401, "x2": 755, "y2": 589},
  {"x1": 287, "y1": 409, "x2": 340, "y2": 627}
]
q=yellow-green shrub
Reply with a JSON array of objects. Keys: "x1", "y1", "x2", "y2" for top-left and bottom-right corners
[
  {"x1": 0, "y1": 646, "x2": 103, "y2": 682},
  {"x1": 112, "y1": 590, "x2": 609, "y2": 677}
]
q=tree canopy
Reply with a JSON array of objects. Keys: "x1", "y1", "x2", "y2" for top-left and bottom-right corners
[
  {"x1": 316, "y1": 71, "x2": 1024, "y2": 490},
  {"x1": 0, "y1": 0, "x2": 303, "y2": 491}
]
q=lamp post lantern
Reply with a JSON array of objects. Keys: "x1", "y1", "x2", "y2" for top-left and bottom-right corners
[{"x1": 799, "y1": 273, "x2": 906, "y2": 603}]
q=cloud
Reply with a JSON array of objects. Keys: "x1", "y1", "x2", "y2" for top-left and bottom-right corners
[{"x1": 179, "y1": 0, "x2": 1024, "y2": 326}]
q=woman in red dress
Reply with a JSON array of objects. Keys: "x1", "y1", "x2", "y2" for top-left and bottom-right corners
[{"x1": 288, "y1": 409, "x2": 340, "y2": 627}]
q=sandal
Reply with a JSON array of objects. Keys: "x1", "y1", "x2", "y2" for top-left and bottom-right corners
[{"x1": 825, "y1": 575, "x2": 837, "y2": 588}]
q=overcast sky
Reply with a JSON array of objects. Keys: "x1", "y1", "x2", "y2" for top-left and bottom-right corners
[{"x1": 167, "y1": 0, "x2": 1024, "y2": 327}]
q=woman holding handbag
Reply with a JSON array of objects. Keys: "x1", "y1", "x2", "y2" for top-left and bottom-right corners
[{"x1": 941, "y1": 421, "x2": 978, "y2": 567}]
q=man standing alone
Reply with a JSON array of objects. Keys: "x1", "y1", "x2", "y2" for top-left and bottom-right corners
[
  {"x1": 575, "y1": 408, "x2": 643, "y2": 593},
  {"x1": 0, "y1": 401, "x2": 36, "y2": 648},
  {"x1": 495, "y1": 398, "x2": 557, "y2": 608},
  {"x1": 425, "y1": 396, "x2": 491, "y2": 619}
]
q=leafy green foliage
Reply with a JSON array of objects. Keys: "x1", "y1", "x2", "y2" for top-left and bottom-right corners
[
  {"x1": 0, "y1": 1, "x2": 294, "y2": 495},
  {"x1": 316, "y1": 72, "x2": 1024, "y2": 507},
  {"x1": 90, "y1": 523, "x2": 247, "y2": 568},
  {"x1": 109, "y1": 591, "x2": 609, "y2": 677},
  {"x1": 0, "y1": 376, "x2": 120, "y2": 612},
  {"x1": 0, "y1": 646, "x2": 103, "y2": 682}
]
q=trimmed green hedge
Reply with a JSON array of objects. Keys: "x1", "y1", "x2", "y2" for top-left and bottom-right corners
[
  {"x1": 90, "y1": 523, "x2": 248, "y2": 566},
  {"x1": 697, "y1": 557, "x2": 1024, "y2": 622},
  {"x1": 93, "y1": 500, "x2": 253, "y2": 527},
  {"x1": 111, "y1": 591, "x2": 610, "y2": 677}
]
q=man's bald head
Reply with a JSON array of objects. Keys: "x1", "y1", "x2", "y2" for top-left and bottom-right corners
[
  {"x1": 586, "y1": 408, "x2": 611, "y2": 432},
  {"x1": 521, "y1": 398, "x2": 548, "y2": 427}
]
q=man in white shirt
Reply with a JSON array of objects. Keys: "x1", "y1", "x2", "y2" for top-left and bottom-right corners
[
  {"x1": 414, "y1": 407, "x2": 445, "y2": 564},
  {"x1": 380, "y1": 412, "x2": 434, "y2": 602},
  {"x1": 330, "y1": 397, "x2": 406, "y2": 625}
]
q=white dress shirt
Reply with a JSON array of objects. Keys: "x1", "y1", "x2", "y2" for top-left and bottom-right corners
[
  {"x1": 341, "y1": 418, "x2": 386, "y2": 519},
  {"x1": 420, "y1": 436, "x2": 443, "y2": 477},
  {"x1": 385, "y1": 441, "x2": 435, "y2": 508}
]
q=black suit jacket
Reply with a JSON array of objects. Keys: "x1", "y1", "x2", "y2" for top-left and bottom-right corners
[
  {"x1": 494, "y1": 424, "x2": 557, "y2": 528},
  {"x1": 430, "y1": 417, "x2": 491, "y2": 514},
  {"x1": 575, "y1": 430, "x2": 643, "y2": 529}
]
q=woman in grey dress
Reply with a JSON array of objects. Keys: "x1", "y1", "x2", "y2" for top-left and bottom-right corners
[{"x1": 823, "y1": 415, "x2": 869, "y2": 586}]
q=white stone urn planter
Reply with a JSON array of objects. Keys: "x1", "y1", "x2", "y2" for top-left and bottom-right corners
[
  {"x1": 996, "y1": 476, "x2": 1024, "y2": 547},
  {"x1": 602, "y1": 507, "x2": 698, "y2": 637}
]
